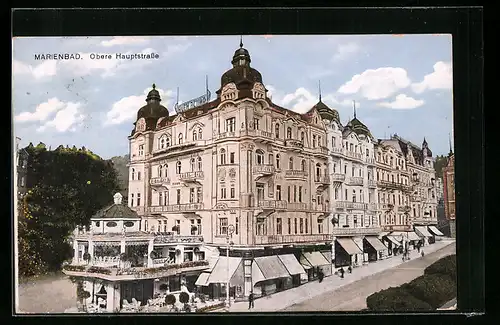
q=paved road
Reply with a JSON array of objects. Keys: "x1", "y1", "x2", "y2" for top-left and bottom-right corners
[
  {"x1": 17, "y1": 272, "x2": 76, "y2": 313},
  {"x1": 281, "y1": 243, "x2": 456, "y2": 312}
]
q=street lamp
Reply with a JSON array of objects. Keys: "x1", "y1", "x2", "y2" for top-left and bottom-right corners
[{"x1": 226, "y1": 224, "x2": 235, "y2": 308}]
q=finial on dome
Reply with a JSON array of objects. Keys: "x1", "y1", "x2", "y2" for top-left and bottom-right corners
[
  {"x1": 353, "y1": 100, "x2": 357, "y2": 119},
  {"x1": 318, "y1": 80, "x2": 322, "y2": 101},
  {"x1": 152, "y1": 83, "x2": 156, "y2": 90},
  {"x1": 240, "y1": 35, "x2": 243, "y2": 48}
]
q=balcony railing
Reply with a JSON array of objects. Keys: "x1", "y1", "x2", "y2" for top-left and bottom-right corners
[
  {"x1": 179, "y1": 171, "x2": 204, "y2": 181},
  {"x1": 312, "y1": 146, "x2": 329, "y2": 155},
  {"x1": 216, "y1": 131, "x2": 237, "y2": 140},
  {"x1": 287, "y1": 202, "x2": 308, "y2": 210},
  {"x1": 150, "y1": 177, "x2": 170, "y2": 185},
  {"x1": 382, "y1": 225, "x2": 412, "y2": 232},
  {"x1": 365, "y1": 157, "x2": 376, "y2": 165},
  {"x1": 314, "y1": 204, "x2": 330, "y2": 212},
  {"x1": 131, "y1": 206, "x2": 145, "y2": 214},
  {"x1": 332, "y1": 227, "x2": 381, "y2": 236},
  {"x1": 253, "y1": 164, "x2": 275, "y2": 175},
  {"x1": 345, "y1": 151, "x2": 363, "y2": 160},
  {"x1": 149, "y1": 203, "x2": 204, "y2": 213},
  {"x1": 348, "y1": 177, "x2": 364, "y2": 186},
  {"x1": 285, "y1": 139, "x2": 304, "y2": 150},
  {"x1": 378, "y1": 203, "x2": 394, "y2": 210},
  {"x1": 397, "y1": 206, "x2": 411, "y2": 213},
  {"x1": 153, "y1": 235, "x2": 204, "y2": 244},
  {"x1": 254, "y1": 234, "x2": 332, "y2": 245},
  {"x1": 285, "y1": 170, "x2": 308, "y2": 178},
  {"x1": 314, "y1": 175, "x2": 331, "y2": 184},
  {"x1": 367, "y1": 203, "x2": 378, "y2": 211},
  {"x1": 243, "y1": 129, "x2": 273, "y2": 139},
  {"x1": 331, "y1": 173, "x2": 346, "y2": 182},
  {"x1": 333, "y1": 201, "x2": 368, "y2": 210},
  {"x1": 330, "y1": 147, "x2": 344, "y2": 156},
  {"x1": 367, "y1": 179, "x2": 377, "y2": 188},
  {"x1": 257, "y1": 200, "x2": 287, "y2": 210}
]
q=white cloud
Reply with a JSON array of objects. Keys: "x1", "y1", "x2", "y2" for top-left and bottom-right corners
[
  {"x1": 411, "y1": 61, "x2": 453, "y2": 93},
  {"x1": 36, "y1": 101, "x2": 85, "y2": 132},
  {"x1": 104, "y1": 87, "x2": 174, "y2": 126},
  {"x1": 14, "y1": 97, "x2": 66, "y2": 122},
  {"x1": 377, "y1": 94, "x2": 425, "y2": 109},
  {"x1": 100, "y1": 36, "x2": 150, "y2": 47},
  {"x1": 332, "y1": 42, "x2": 360, "y2": 61},
  {"x1": 162, "y1": 43, "x2": 192, "y2": 58},
  {"x1": 337, "y1": 67, "x2": 411, "y2": 100},
  {"x1": 13, "y1": 59, "x2": 57, "y2": 80}
]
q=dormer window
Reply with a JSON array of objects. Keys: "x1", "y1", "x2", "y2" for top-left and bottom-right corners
[
  {"x1": 193, "y1": 130, "x2": 198, "y2": 141},
  {"x1": 178, "y1": 133, "x2": 183, "y2": 145},
  {"x1": 286, "y1": 127, "x2": 292, "y2": 139},
  {"x1": 198, "y1": 128, "x2": 203, "y2": 140}
]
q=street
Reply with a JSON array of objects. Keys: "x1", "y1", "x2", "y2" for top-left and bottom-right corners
[{"x1": 281, "y1": 242, "x2": 456, "y2": 311}]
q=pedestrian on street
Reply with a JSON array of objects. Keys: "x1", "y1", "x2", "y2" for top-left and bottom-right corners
[
  {"x1": 421, "y1": 250, "x2": 425, "y2": 257},
  {"x1": 318, "y1": 269, "x2": 324, "y2": 283},
  {"x1": 248, "y1": 291, "x2": 254, "y2": 310},
  {"x1": 348, "y1": 265, "x2": 352, "y2": 273},
  {"x1": 339, "y1": 267, "x2": 345, "y2": 278},
  {"x1": 417, "y1": 245, "x2": 421, "y2": 253}
]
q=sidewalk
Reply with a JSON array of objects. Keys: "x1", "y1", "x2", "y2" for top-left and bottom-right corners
[{"x1": 229, "y1": 240, "x2": 455, "y2": 312}]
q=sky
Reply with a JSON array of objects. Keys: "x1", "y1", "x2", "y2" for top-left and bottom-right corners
[{"x1": 12, "y1": 35, "x2": 454, "y2": 159}]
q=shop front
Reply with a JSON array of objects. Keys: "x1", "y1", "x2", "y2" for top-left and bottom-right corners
[
  {"x1": 414, "y1": 226, "x2": 434, "y2": 245},
  {"x1": 252, "y1": 255, "x2": 292, "y2": 295},
  {"x1": 300, "y1": 251, "x2": 332, "y2": 278},
  {"x1": 335, "y1": 238, "x2": 364, "y2": 268},
  {"x1": 196, "y1": 256, "x2": 243, "y2": 301},
  {"x1": 278, "y1": 254, "x2": 307, "y2": 286},
  {"x1": 120, "y1": 280, "x2": 154, "y2": 308},
  {"x1": 363, "y1": 236, "x2": 388, "y2": 261}
]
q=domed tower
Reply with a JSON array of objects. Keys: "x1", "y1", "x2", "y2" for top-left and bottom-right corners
[
  {"x1": 312, "y1": 82, "x2": 341, "y2": 126},
  {"x1": 133, "y1": 84, "x2": 170, "y2": 135},
  {"x1": 422, "y1": 137, "x2": 434, "y2": 169},
  {"x1": 217, "y1": 37, "x2": 266, "y2": 101},
  {"x1": 344, "y1": 102, "x2": 373, "y2": 140}
]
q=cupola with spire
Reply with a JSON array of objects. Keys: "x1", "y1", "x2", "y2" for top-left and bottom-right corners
[
  {"x1": 136, "y1": 83, "x2": 170, "y2": 121},
  {"x1": 311, "y1": 80, "x2": 341, "y2": 124},
  {"x1": 422, "y1": 137, "x2": 433, "y2": 157},
  {"x1": 344, "y1": 100, "x2": 373, "y2": 138},
  {"x1": 218, "y1": 36, "x2": 264, "y2": 95}
]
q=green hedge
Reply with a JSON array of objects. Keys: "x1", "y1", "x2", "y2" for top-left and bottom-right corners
[
  {"x1": 424, "y1": 254, "x2": 456, "y2": 282},
  {"x1": 366, "y1": 286, "x2": 433, "y2": 312},
  {"x1": 405, "y1": 274, "x2": 456, "y2": 309}
]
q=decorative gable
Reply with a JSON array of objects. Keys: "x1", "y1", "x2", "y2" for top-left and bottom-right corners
[
  {"x1": 252, "y1": 82, "x2": 266, "y2": 99},
  {"x1": 221, "y1": 82, "x2": 238, "y2": 101}
]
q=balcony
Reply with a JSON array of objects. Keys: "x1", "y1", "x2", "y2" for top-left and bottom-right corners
[
  {"x1": 345, "y1": 150, "x2": 363, "y2": 161},
  {"x1": 285, "y1": 170, "x2": 308, "y2": 179},
  {"x1": 377, "y1": 180, "x2": 409, "y2": 191},
  {"x1": 153, "y1": 141, "x2": 204, "y2": 157},
  {"x1": 179, "y1": 171, "x2": 204, "y2": 182},
  {"x1": 398, "y1": 205, "x2": 411, "y2": 213},
  {"x1": 314, "y1": 175, "x2": 331, "y2": 185},
  {"x1": 153, "y1": 234, "x2": 204, "y2": 245},
  {"x1": 149, "y1": 203, "x2": 204, "y2": 213},
  {"x1": 348, "y1": 177, "x2": 364, "y2": 186},
  {"x1": 254, "y1": 234, "x2": 333, "y2": 245},
  {"x1": 330, "y1": 147, "x2": 344, "y2": 156},
  {"x1": 332, "y1": 226, "x2": 382, "y2": 237},
  {"x1": 257, "y1": 200, "x2": 287, "y2": 210},
  {"x1": 313, "y1": 204, "x2": 330, "y2": 212},
  {"x1": 331, "y1": 173, "x2": 346, "y2": 183},
  {"x1": 285, "y1": 139, "x2": 304, "y2": 151},
  {"x1": 333, "y1": 201, "x2": 368, "y2": 210},
  {"x1": 287, "y1": 202, "x2": 308, "y2": 211},
  {"x1": 365, "y1": 157, "x2": 376, "y2": 165},
  {"x1": 130, "y1": 206, "x2": 145, "y2": 215},
  {"x1": 62, "y1": 260, "x2": 210, "y2": 281},
  {"x1": 216, "y1": 131, "x2": 237, "y2": 140},
  {"x1": 382, "y1": 225, "x2": 412, "y2": 232},
  {"x1": 367, "y1": 203, "x2": 378, "y2": 211},
  {"x1": 312, "y1": 146, "x2": 329, "y2": 156},
  {"x1": 150, "y1": 177, "x2": 170, "y2": 186},
  {"x1": 253, "y1": 164, "x2": 276, "y2": 175},
  {"x1": 378, "y1": 203, "x2": 394, "y2": 210}
]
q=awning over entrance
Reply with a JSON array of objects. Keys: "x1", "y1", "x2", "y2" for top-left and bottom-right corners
[
  {"x1": 336, "y1": 238, "x2": 363, "y2": 255},
  {"x1": 407, "y1": 232, "x2": 421, "y2": 241},
  {"x1": 299, "y1": 255, "x2": 312, "y2": 270},
  {"x1": 255, "y1": 210, "x2": 274, "y2": 218},
  {"x1": 254, "y1": 256, "x2": 290, "y2": 280},
  {"x1": 278, "y1": 254, "x2": 306, "y2": 275},
  {"x1": 195, "y1": 272, "x2": 211, "y2": 286},
  {"x1": 302, "y1": 252, "x2": 330, "y2": 267},
  {"x1": 428, "y1": 226, "x2": 444, "y2": 236},
  {"x1": 386, "y1": 236, "x2": 402, "y2": 247},
  {"x1": 206, "y1": 257, "x2": 242, "y2": 284},
  {"x1": 365, "y1": 236, "x2": 387, "y2": 251},
  {"x1": 252, "y1": 262, "x2": 266, "y2": 283},
  {"x1": 415, "y1": 226, "x2": 433, "y2": 237},
  {"x1": 320, "y1": 251, "x2": 332, "y2": 263}
]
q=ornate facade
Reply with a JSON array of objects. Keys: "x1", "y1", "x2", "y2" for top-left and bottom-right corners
[{"x1": 442, "y1": 152, "x2": 455, "y2": 238}]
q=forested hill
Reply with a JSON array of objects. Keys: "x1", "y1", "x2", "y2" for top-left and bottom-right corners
[{"x1": 109, "y1": 154, "x2": 129, "y2": 198}]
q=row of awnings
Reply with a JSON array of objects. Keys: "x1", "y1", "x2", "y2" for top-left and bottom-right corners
[{"x1": 196, "y1": 252, "x2": 334, "y2": 286}]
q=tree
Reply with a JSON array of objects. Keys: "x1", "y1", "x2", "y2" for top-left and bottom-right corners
[
  {"x1": 18, "y1": 144, "x2": 120, "y2": 278},
  {"x1": 434, "y1": 155, "x2": 449, "y2": 179}
]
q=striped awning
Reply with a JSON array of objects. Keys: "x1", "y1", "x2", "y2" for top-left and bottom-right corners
[
  {"x1": 336, "y1": 238, "x2": 363, "y2": 255},
  {"x1": 195, "y1": 272, "x2": 210, "y2": 286},
  {"x1": 407, "y1": 232, "x2": 421, "y2": 241},
  {"x1": 299, "y1": 255, "x2": 313, "y2": 269},
  {"x1": 365, "y1": 236, "x2": 387, "y2": 251},
  {"x1": 415, "y1": 226, "x2": 433, "y2": 237},
  {"x1": 428, "y1": 226, "x2": 444, "y2": 236},
  {"x1": 302, "y1": 252, "x2": 330, "y2": 267},
  {"x1": 320, "y1": 251, "x2": 332, "y2": 264},
  {"x1": 206, "y1": 257, "x2": 242, "y2": 284},
  {"x1": 278, "y1": 254, "x2": 306, "y2": 275},
  {"x1": 254, "y1": 256, "x2": 290, "y2": 280},
  {"x1": 386, "y1": 236, "x2": 402, "y2": 247}
]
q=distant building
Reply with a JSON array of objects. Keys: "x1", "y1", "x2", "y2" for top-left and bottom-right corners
[{"x1": 442, "y1": 152, "x2": 455, "y2": 238}]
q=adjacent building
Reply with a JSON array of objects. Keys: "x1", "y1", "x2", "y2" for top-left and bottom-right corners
[{"x1": 442, "y1": 152, "x2": 456, "y2": 238}]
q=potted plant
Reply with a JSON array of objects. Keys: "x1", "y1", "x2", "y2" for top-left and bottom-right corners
[
  {"x1": 83, "y1": 252, "x2": 91, "y2": 264},
  {"x1": 159, "y1": 283, "x2": 168, "y2": 291},
  {"x1": 179, "y1": 292, "x2": 190, "y2": 312},
  {"x1": 175, "y1": 249, "x2": 181, "y2": 255},
  {"x1": 172, "y1": 225, "x2": 180, "y2": 232},
  {"x1": 165, "y1": 294, "x2": 176, "y2": 311},
  {"x1": 150, "y1": 251, "x2": 158, "y2": 259},
  {"x1": 191, "y1": 225, "x2": 198, "y2": 233}
]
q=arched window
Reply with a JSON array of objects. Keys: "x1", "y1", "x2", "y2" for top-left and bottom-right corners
[
  {"x1": 366, "y1": 149, "x2": 369, "y2": 157},
  {"x1": 286, "y1": 127, "x2": 292, "y2": 139},
  {"x1": 220, "y1": 149, "x2": 226, "y2": 165},
  {"x1": 131, "y1": 168, "x2": 135, "y2": 180},
  {"x1": 316, "y1": 163, "x2": 321, "y2": 179},
  {"x1": 352, "y1": 190, "x2": 356, "y2": 203},
  {"x1": 301, "y1": 159, "x2": 306, "y2": 171},
  {"x1": 275, "y1": 124, "x2": 280, "y2": 138},
  {"x1": 176, "y1": 161, "x2": 181, "y2": 174},
  {"x1": 178, "y1": 133, "x2": 183, "y2": 145},
  {"x1": 197, "y1": 156, "x2": 202, "y2": 170},
  {"x1": 276, "y1": 154, "x2": 281, "y2": 169},
  {"x1": 159, "y1": 135, "x2": 167, "y2": 149},
  {"x1": 166, "y1": 136, "x2": 171, "y2": 147},
  {"x1": 190, "y1": 158, "x2": 196, "y2": 171},
  {"x1": 164, "y1": 164, "x2": 168, "y2": 177},
  {"x1": 268, "y1": 154, "x2": 273, "y2": 165},
  {"x1": 301, "y1": 132, "x2": 305, "y2": 144},
  {"x1": 137, "y1": 171, "x2": 141, "y2": 180},
  {"x1": 158, "y1": 165, "x2": 163, "y2": 177},
  {"x1": 193, "y1": 130, "x2": 198, "y2": 141},
  {"x1": 198, "y1": 128, "x2": 203, "y2": 140},
  {"x1": 288, "y1": 157, "x2": 293, "y2": 170},
  {"x1": 256, "y1": 149, "x2": 264, "y2": 165}
]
